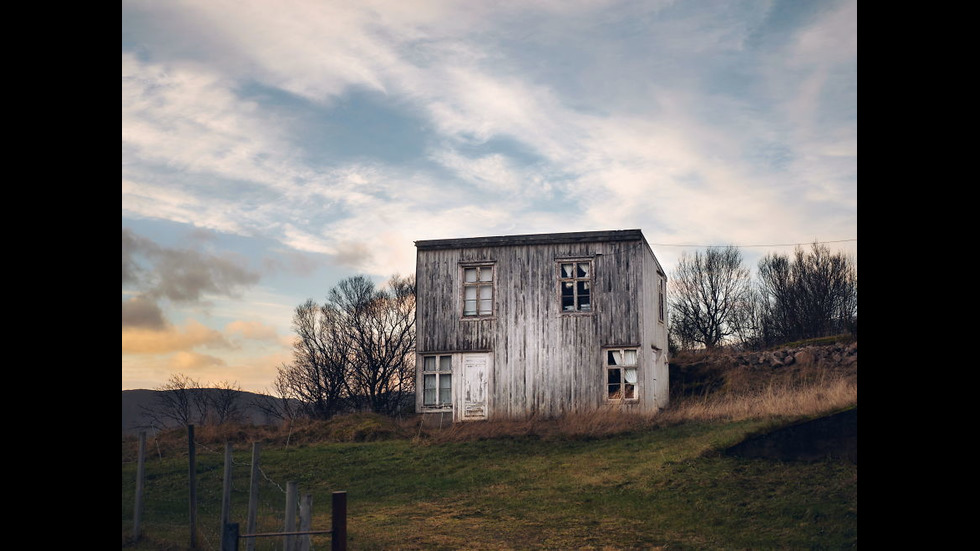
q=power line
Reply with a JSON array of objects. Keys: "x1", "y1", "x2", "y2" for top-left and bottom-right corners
[{"x1": 648, "y1": 238, "x2": 856, "y2": 249}]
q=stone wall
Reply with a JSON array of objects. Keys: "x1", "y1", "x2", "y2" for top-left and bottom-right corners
[{"x1": 669, "y1": 341, "x2": 858, "y2": 398}]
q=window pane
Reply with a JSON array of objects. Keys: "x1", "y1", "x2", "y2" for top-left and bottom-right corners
[
  {"x1": 624, "y1": 383, "x2": 635, "y2": 399},
  {"x1": 424, "y1": 356, "x2": 436, "y2": 372},
  {"x1": 479, "y1": 268, "x2": 492, "y2": 282},
  {"x1": 439, "y1": 355, "x2": 452, "y2": 372},
  {"x1": 561, "y1": 263, "x2": 574, "y2": 278},
  {"x1": 608, "y1": 383, "x2": 621, "y2": 399},
  {"x1": 608, "y1": 350, "x2": 621, "y2": 366},
  {"x1": 464, "y1": 287, "x2": 477, "y2": 315},
  {"x1": 624, "y1": 367, "x2": 637, "y2": 384},
  {"x1": 562, "y1": 295, "x2": 575, "y2": 311},
  {"x1": 464, "y1": 268, "x2": 477, "y2": 282},
  {"x1": 577, "y1": 281, "x2": 590, "y2": 310},
  {"x1": 479, "y1": 286, "x2": 492, "y2": 315},
  {"x1": 624, "y1": 350, "x2": 637, "y2": 366},
  {"x1": 439, "y1": 374, "x2": 452, "y2": 405},
  {"x1": 423, "y1": 374, "x2": 436, "y2": 405},
  {"x1": 608, "y1": 368, "x2": 621, "y2": 384},
  {"x1": 577, "y1": 262, "x2": 589, "y2": 278}
]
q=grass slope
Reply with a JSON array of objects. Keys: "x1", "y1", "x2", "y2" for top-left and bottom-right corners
[
  {"x1": 122, "y1": 417, "x2": 856, "y2": 550},
  {"x1": 122, "y1": 340, "x2": 857, "y2": 550}
]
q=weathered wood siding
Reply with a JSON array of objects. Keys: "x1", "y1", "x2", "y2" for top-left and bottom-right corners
[
  {"x1": 640, "y1": 244, "x2": 670, "y2": 410},
  {"x1": 416, "y1": 231, "x2": 668, "y2": 420}
]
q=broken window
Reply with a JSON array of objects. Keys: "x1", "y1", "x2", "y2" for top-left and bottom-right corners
[
  {"x1": 605, "y1": 348, "x2": 638, "y2": 401},
  {"x1": 422, "y1": 354, "x2": 452, "y2": 407},
  {"x1": 559, "y1": 261, "x2": 592, "y2": 312},
  {"x1": 462, "y1": 265, "x2": 494, "y2": 317}
]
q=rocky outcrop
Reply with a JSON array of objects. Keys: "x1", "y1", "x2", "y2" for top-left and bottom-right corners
[
  {"x1": 669, "y1": 341, "x2": 857, "y2": 398},
  {"x1": 728, "y1": 341, "x2": 857, "y2": 370}
]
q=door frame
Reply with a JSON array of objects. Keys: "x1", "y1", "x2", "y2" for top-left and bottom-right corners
[{"x1": 457, "y1": 352, "x2": 491, "y2": 421}]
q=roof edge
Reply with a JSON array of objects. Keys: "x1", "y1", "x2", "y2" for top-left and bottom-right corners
[{"x1": 415, "y1": 229, "x2": 647, "y2": 250}]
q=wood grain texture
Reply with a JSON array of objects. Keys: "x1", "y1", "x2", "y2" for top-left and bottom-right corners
[{"x1": 416, "y1": 230, "x2": 668, "y2": 420}]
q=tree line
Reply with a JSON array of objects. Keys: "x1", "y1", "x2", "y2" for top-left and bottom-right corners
[
  {"x1": 667, "y1": 242, "x2": 857, "y2": 351},
  {"x1": 144, "y1": 242, "x2": 855, "y2": 424}
]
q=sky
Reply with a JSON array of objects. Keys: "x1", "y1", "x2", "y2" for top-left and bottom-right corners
[{"x1": 122, "y1": 0, "x2": 857, "y2": 394}]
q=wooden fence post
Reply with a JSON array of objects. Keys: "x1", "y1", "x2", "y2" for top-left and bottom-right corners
[
  {"x1": 284, "y1": 481, "x2": 297, "y2": 551},
  {"x1": 332, "y1": 491, "x2": 347, "y2": 551},
  {"x1": 133, "y1": 431, "x2": 146, "y2": 541},
  {"x1": 246, "y1": 441, "x2": 260, "y2": 551},
  {"x1": 298, "y1": 494, "x2": 313, "y2": 551},
  {"x1": 188, "y1": 425, "x2": 198, "y2": 549}
]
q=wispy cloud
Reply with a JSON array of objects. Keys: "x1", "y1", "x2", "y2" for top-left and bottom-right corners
[{"x1": 122, "y1": 0, "x2": 856, "y2": 392}]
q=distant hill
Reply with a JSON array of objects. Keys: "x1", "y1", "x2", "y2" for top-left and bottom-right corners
[{"x1": 121, "y1": 388, "x2": 293, "y2": 435}]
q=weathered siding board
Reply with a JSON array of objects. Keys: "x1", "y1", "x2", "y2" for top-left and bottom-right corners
[{"x1": 416, "y1": 229, "x2": 668, "y2": 420}]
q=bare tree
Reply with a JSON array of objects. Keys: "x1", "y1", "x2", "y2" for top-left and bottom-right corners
[
  {"x1": 277, "y1": 299, "x2": 351, "y2": 419},
  {"x1": 335, "y1": 274, "x2": 416, "y2": 415},
  {"x1": 253, "y1": 369, "x2": 303, "y2": 423},
  {"x1": 205, "y1": 380, "x2": 245, "y2": 425},
  {"x1": 668, "y1": 246, "x2": 752, "y2": 349},
  {"x1": 278, "y1": 274, "x2": 416, "y2": 419},
  {"x1": 142, "y1": 373, "x2": 209, "y2": 429},
  {"x1": 757, "y1": 242, "x2": 857, "y2": 344}
]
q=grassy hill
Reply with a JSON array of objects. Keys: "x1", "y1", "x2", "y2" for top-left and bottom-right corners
[{"x1": 121, "y1": 339, "x2": 857, "y2": 550}]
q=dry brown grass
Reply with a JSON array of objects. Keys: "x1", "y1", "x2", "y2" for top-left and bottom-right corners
[
  {"x1": 657, "y1": 370, "x2": 857, "y2": 425},
  {"x1": 417, "y1": 406, "x2": 657, "y2": 443},
  {"x1": 124, "y1": 343, "x2": 857, "y2": 454},
  {"x1": 415, "y1": 372, "x2": 856, "y2": 444},
  {"x1": 419, "y1": 345, "x2": 857, "y2": 443}
]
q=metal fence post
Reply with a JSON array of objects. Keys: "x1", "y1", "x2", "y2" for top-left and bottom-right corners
[
  {"x1": 222, "y1": 522, "x2": 239, "y2": 551},
  {"x1": 332, "y1": 491, "x2": 347, "y2": 551},
  {"x1": 221, "y1": 442, "x2": 233, "y2": 550}
]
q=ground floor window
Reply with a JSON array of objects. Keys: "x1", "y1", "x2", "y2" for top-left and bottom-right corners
[
  {"x1": 422, "y1": 354, "x2": 452, "y2": 407},
  {"x1": 605, "y1": 348, "x2": 638, "y2": 401}
]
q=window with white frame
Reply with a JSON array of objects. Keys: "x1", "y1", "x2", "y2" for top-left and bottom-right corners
[
  {"x1": 422, "y1": 354, "x2": 452, "y2": 408},
  {"x1": 605, "y1": 348, "x2": 638, "y2": 401},
  {"x1": 559, "y1": 260, "x2": 592, "y2": 312},
  {"x1": 461, "y1": 265, "x2": 494, "y2": 317}
]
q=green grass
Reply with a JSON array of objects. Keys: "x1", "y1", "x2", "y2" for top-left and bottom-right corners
[{"x1": 122, "y1": 417, "x2": 856, "y2": 550}]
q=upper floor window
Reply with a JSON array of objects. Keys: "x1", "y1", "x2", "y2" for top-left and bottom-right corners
[
  {"x1": 559, "y1": 260, "x2": 592, "y2": 312},
  {"x1": 462, "y1": 265, "x2": 494, "y2": 317}
]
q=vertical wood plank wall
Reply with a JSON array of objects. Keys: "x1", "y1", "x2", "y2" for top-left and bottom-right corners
[{"x1": 416, "y1": 235, "x2": 668, "y2": 419}]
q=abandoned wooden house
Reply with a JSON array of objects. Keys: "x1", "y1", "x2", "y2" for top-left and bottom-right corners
[{"x1": 414, "y1": 229, "x2": 669, "y2": 423}]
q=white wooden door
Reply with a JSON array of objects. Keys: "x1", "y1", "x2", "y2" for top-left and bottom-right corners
[{"x1": 461, "y1": 353, "x2": 489, "y2": 420}]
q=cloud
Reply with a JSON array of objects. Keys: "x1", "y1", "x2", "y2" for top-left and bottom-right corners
[
  {"x1": 122, "y1": 296, "x2": 166, "y2": 330},
  {"x1": 225, "y1": 320, "x2": 279, "y2": 341},
  {"x1": 122, "y1": 319, "x2": 231, "y2": 355},
  {"x1": 171, "y1": 350, "x2": 227, "y2": 371},
  {"x1": 122, "y1": 227, "x2": 260, "y2": 308}
]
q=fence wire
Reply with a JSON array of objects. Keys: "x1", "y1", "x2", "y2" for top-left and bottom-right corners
[{"x1": 123, "y1": 430, "x2": 333, "y2": 550}]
